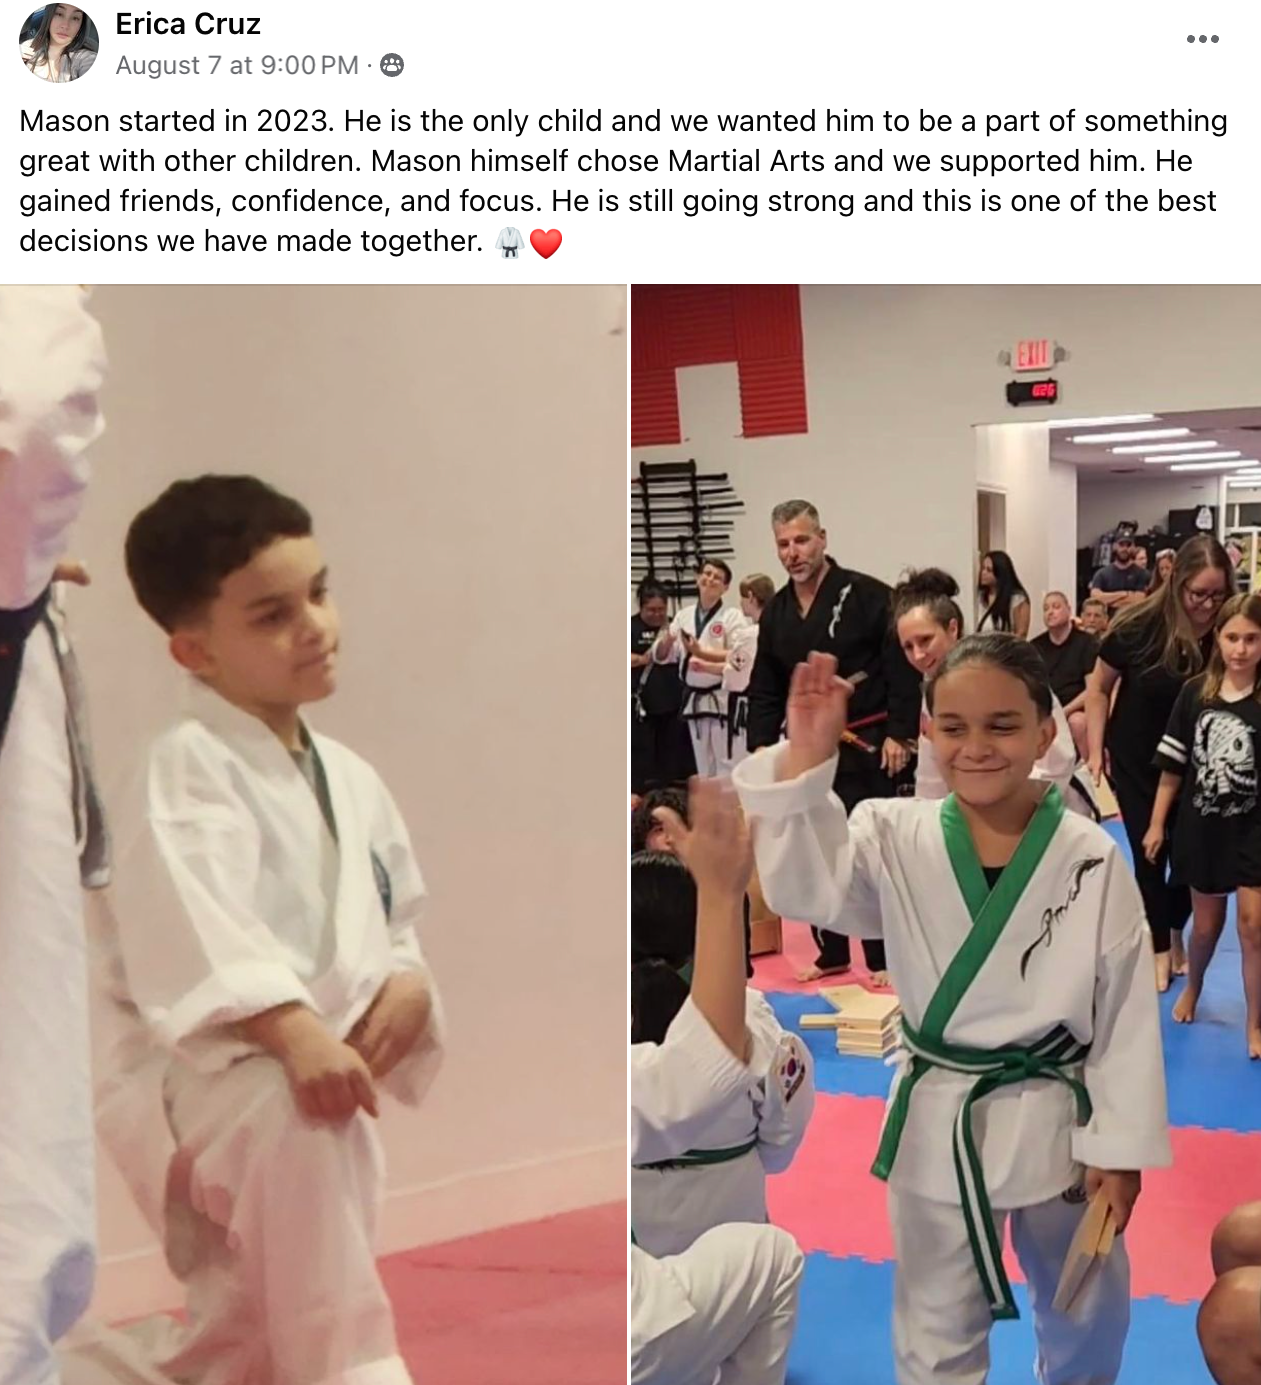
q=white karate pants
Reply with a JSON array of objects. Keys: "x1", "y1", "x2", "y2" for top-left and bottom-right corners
[
  {"x1": 889, "y1": 1187, "x2": 1130, "y2": 1385},
  {"x1": 0, "y1": 629, "x2": 95, "y2": 1385},
  {"x1": 156, "y1": 1056, "x2": 411, "y2": 1385},
  {"x1": 632, "y1": 1223, "x2": 804, "y2": 1385},
  {"x1": 688, "y1": 718, "x2": 728, "y2": 779}
]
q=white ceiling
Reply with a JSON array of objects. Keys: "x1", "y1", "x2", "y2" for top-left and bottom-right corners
[{"x1": 1053, "y1": 407, "x2": 1261, "y2": 485}]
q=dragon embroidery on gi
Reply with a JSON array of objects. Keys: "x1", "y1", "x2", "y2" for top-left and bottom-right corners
[
  {"x1": 1019, "y1": 856, "x2": 1105, "y2": 980},
  {"x1": 828, "y1": 583, "x2": 853, "y2": 639}
]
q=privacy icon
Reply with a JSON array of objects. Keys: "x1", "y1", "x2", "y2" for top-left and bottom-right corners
[{"x1": 380, "y1": 53, "x2": 403, "y2": 76}]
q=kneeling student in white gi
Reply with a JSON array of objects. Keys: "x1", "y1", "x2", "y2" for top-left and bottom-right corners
[
  {"x1": 733, "y1": 635, "x2": 1172, "y2": 1385},
  {"x1": 107, "y1": 475, "x2": 445, "y2": 1385},
  {"x1": 632, "y1": 779, "x2": 804, "y2": 1385},
  {"x1": 630, "y1": 850, "x2": 813, "y2": 1257}
]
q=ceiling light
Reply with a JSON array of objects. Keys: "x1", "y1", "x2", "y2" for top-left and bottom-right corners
[
  {"x1": 1113, "y1": 441, "x2": 1220, "y2": 455},
  {"x1": 1066, "y1": 428, "x2": 1190, "y2": 444},
  {"x1": 1145, "y1": 452, "x2": 1242, "y2": 465},
  {"x1": 1169, "y1": 459, "x2": 1257, "y2": 472},
  {"x1": 1047, "y1": 415, "x2": 1156, "y2": 429}
]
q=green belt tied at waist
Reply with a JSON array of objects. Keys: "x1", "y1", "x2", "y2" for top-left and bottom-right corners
[{"x1": 872, "y1": 1018, "x2": 1092, "y2": 1320}]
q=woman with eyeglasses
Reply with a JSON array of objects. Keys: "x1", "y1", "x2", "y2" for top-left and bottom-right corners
[{"x1": 1085, "y1": 536, "x2": 1235, "y2": 990}]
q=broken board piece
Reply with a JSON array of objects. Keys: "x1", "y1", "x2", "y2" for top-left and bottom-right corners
[
  {"x1": 1052, "y1": 1191, "x2": 1114, "y2": 1315},
  {"x1": 817, "y1": 984, "x2": 901, "y2": 1023},
  {"x1": 800, "y1": 1013, "x2": 844, "y2": 1030}
]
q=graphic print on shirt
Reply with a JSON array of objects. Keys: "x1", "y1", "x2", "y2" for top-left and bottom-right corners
[
  {"x1": 827, "y1": 583, "x2": 852, "y2": 639},
  {"x1": 1192, "y1": 709, "x2": 1258, "y2": 817},
  {"x1": 1019, "y1": 856, "x2": 1106, "y2": 980}
]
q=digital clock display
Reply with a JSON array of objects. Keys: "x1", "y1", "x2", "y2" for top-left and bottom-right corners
[{"x1": 1006, "y1": 378, "x2": 1059, "y2": 407}]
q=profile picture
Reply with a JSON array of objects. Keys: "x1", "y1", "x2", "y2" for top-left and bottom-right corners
[{"x1": 19, "y1": 4, "x2": 97, "y2": 81}]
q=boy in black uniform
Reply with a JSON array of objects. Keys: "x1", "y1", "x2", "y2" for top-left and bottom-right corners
[{"x1": 746, "y1": 500, "x2": 920, "y2": 985}]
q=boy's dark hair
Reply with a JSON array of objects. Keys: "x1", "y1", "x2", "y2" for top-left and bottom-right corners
[
  {"x1": 926, "y1": 632, "x2": 1053, "y2": 720},
  {"x1": 631, "y1": 850, "x2": 697, "y2": 968},
  {"x1": 631, "y1": 850, "x2": 697, "y2": 1045},
  {"x1": 637, "y1": 576, "x2": 668, "y2": 606},
  {"x1": 630, "y1": 787, "x2": 688, "y2": 853},
  {"x1": 697, "y1": 558, "x2": 733, "y2": 585},
  {"x1": 124, "y1": 475, "x2": 312, "y2": 632},
  {"x1": 631, "y1": 959, "x2": 692, "y2": 1046}
]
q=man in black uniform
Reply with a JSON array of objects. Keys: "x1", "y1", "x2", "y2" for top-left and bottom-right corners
[{"x1": 747, "y1": 500, "x2": 920, "y2": 985}]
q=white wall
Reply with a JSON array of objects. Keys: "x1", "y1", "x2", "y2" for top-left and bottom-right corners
[
  {"x1": 632, "y1": 286, "x2": 1261, "y2": 615},
  {"x1": 975, "y1": 422, "x2": 1052, "y2": 633},
  {"x1": 68, "y1": 286, "x2": 626, "y2": 1318},
  {"x1": 1046, "y1": 460, "x2": 1079, "y2": 609},
  {"x1": 1077, "y1": 473, "x2": 1222, "y2": 547}
]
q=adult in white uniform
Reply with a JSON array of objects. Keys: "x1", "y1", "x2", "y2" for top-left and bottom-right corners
[
  {"x1": 0, "y1": 286, "x2": 106, "y2": 1385},
  {"x1": 630, "y1": 852, "x2": 813, "y2": 1257},
  {"x1": 631, "y1": 781, "x2": 804, "y2": 1385},
  {"x1": 892, "y1": 568, "x2": 1097, "y2": 817},
  {"x1": 652, "y1": 560, "x2": 757, "y2": 778},
  {"x1": 734, "y1": 638, "x2": 1171, "y2": 1385},
  {"x1": 101, "y1": 476, "x2": 445, "y2": 1385}
]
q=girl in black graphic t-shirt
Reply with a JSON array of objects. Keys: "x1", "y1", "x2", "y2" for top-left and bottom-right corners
[
  {"x1": 1086, "y1": 535, "x2": 1234, "y2": 991},
  {"x1": 1147, "y1": 593, "x2": 1261, "y2": 1056}
]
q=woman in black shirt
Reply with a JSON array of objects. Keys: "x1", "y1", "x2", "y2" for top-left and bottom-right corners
[
  {"x1": 632, "y1": 579, "x2": 696, "y2": 794},
  {"x1": 1086, "y1": 535, "x2": 1235, "y2": 989}
]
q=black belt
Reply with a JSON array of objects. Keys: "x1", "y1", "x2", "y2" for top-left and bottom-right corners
[
  {"x1": 0, "y1": 587, "x2": 52, "y2": 761},
  {"x1": 726, "y1": 692, "x2": 750, "y2": 758}
]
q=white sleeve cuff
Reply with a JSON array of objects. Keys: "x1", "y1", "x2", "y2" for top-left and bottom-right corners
[
  {"x1": 732, "y1": 744, "x2": 840, "y2": 821},
  {"x1": 1071, "y1": 1126, "x2": 1173, "y2": 1172}
]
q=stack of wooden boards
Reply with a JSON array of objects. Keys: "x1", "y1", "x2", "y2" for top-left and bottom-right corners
[
  {"x1": 799, "y1": 984, "x2": 902, "y2": 1057},
  {"x1": 1053, "y1": 1189, "x2": 1118, "y2": 1314}
]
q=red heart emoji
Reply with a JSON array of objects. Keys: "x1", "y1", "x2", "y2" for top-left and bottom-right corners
[{"x1": 530, "y1": 228, "x2": 562, "y2": 259}]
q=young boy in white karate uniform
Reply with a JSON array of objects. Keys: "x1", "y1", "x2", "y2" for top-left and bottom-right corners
[
  {"x1": 106, "y1": 475, "x2": 445, "y2": 1385},
  {"x1": 632, "y1": 780, "x2": 804, "y2": 1385},
  {"x1": 0, "y1": 286, "x2": 107, "y2": 1385},
  {"x1": 652, "y1": 561, "x2": 758, "y2": 777},
  {"x1": 734, "y1": 635, "x2": 1172, "y2": 1385},
  {"x1": 630, "y1": 851, "x2": 813, "y2": 1258}
]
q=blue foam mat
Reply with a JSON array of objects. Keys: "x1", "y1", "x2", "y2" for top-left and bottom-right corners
[
  {"x1": 765, "y1": 823, "x2": 1261, "y2": 1133},
  {"x1": 787, "y1": 1252, "x2": 1212, "y2": 1385}
]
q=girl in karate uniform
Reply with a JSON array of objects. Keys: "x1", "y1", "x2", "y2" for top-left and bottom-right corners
[
  {"x1": 631, "y1": 780, "x2": 804, "y2": 1385},
  {"x1": 733, "y1": 635, "x2": 1171, "y2": 1385},
  {"x1": 893, "y1": 568, "x2": 1098, "y2": 817},
  {"x1": 630, "y1": 852, "x2": 814, "y2": 1258}
]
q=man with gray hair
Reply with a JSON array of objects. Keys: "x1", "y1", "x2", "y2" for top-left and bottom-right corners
[{"x1": 746, "y1": 500, "x2": 920, "y2": 986}]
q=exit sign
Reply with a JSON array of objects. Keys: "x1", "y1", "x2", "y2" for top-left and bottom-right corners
[{"x1": 1013, "y1": 339, "x2": 1053, "y2": 372}]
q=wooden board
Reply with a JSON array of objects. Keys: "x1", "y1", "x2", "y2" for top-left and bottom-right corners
[
  {"x1": 1052, "y1": 1191, "x2": 1114, "y2": 1315},
  {"x1": 818, "y1": 984, "x2": 902, "y2": 1024},
  {"x1": 749, "y1": 915, "x2": 782, "y2": 957},
  {"x1": 800, "y1": 1013, "x2": 844, "y2": 1030}
]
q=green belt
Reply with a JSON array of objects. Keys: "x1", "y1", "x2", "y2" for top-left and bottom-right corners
[
  {"x1": 871, "y1": 1019, "x2": 1092, "y2": 1320},
  {"x1": 633, "y1": 1136, "x2": 758, "y2": 1173}
]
